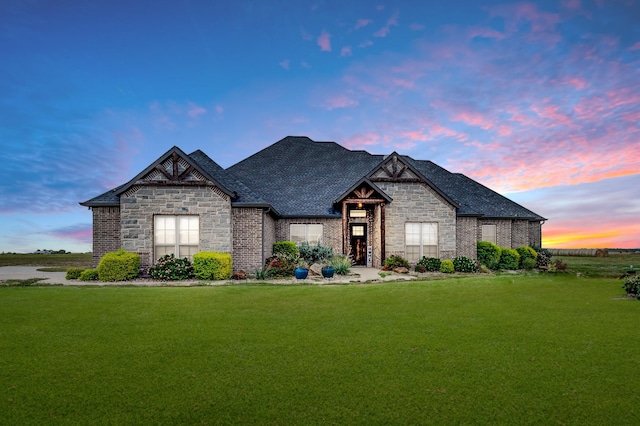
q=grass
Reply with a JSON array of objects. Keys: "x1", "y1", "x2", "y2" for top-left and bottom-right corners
[
  {"x1": 556, "y1": 253, "x2": 640, "y2": 278},
  {"x1": 0, "y1": 253, "x2": 93, "y2": 269},
  {"x1": 1, "y1": 274, "x2": 639, "y2": 424}
]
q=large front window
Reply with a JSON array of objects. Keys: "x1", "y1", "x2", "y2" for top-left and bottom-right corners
[
  {"x1": 154, "y1": 215, "x2": 199, "y2": 261},
  {"x1": 290, "y1": 224, "x2": 323, "y2": 245},
  {"x1": 405, "y1": 222, "x2": 438, "y2": 263}
]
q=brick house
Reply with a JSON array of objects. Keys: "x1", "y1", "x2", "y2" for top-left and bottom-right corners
[{"x1": 80, "y1": 136, "x2": 546, "y2": 271}]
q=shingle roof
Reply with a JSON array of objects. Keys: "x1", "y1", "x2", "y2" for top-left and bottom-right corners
[{"x1": 81, "y1": 136, "x2": 545, "y2": 221}]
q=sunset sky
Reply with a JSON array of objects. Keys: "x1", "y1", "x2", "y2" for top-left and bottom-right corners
[{"x1": 1, "y1": 0, "x2": 639, "y2": 253}]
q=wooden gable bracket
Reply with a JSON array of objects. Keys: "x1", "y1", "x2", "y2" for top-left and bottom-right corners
[
  {"x1": 353, "y1": 186, "x2": 375, "y2": 199},
  {"x1": 384, "y1": 156, "x2": 407, "y2": 179},
  {"x1": 153, "y1": 152, "x2": 194, "y2": 182}
]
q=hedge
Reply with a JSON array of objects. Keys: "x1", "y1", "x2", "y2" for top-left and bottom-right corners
[
  {"x1": 97, "y1": 249, "x2": 141, "y2": 282},
  {"x1": 193, "y1": 252, "x2": 232, "y2": 280}
]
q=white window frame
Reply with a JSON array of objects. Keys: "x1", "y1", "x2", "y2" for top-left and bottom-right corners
[
  {"x1": 481, "y1": 224, "x2": 497, "y2": 245},
  {"x1": 154, "y1": 215, "x2": 199, "y2": 262},
  {"x1": 290, "y1": 224, "x2": 323, "y2": 245},
  {"x1": 405, "y1": 222, "x2": 438, "y2": 263}
]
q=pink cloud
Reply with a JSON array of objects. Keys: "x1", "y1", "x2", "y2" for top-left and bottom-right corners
[
  {"x1": 355, "y1": 19, "x2": 372, "y2": 29},
  {"x1": 630, "y1": 42, "x2": 640, "y2": 50},
  {"x1": 279, "y1": 59, "x2": 290, "y2": 70},
  {"x1": 488, "y1": 2, "x2": 562, "y2": 44},
  {"x1": 562, "y1": 0, "x2": 581, "y2": 10},
  {"x1": 324, "y1": 94, "x2": 358, "y2": 110},
  {"x1": 341, "y1": 46, "x2": 352, "y2": 57},
  {"x1": 317, "y1": 31, "x2": 331, "y2": 51},
  {"x1": 187, "y1": 104, "x2": 206, "y2": 118},
  {"x1": 359, "y1": 40, "x2": 373, "y2": 48},
  {"x1": 215, "y1": 105, "x2": 224, "y2": 114},
  {"x1": 374, "y1": 11, "x2": 398, "y2": 37},
  {"x1": 467, "y1": 26, "x2": 506, "y2": 40}
]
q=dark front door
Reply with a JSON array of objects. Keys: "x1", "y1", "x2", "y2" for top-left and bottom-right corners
[{"x1": 350, "y1": 224, "x2": 367, "y2": 266}]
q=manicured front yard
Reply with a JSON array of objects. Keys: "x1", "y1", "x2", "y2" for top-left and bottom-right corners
[{"x1": 1, "y1": 274, "x2": 638, "y2": 424}]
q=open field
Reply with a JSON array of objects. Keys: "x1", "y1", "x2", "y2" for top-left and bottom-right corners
[
  {"x1": 0, "y1": 253, "x2": 92, "y2": 269},
  {"x1": 1, "y1": 275, "x2": 638, "y2": 424},
  {"x1": 554, "y1": 253, "x2": 640, "y2": 278}
]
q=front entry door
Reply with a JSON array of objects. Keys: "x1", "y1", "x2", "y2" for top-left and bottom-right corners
[{"x1": 350, "y1": 224, "x2": 367, "y2": 266}]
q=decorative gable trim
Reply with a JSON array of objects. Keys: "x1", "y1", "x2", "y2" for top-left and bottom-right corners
[
  {"x1": 333, "y1": 177, "x2": 392, "y2": 204},
  {"x1": 113, "y1": 146, "x2": 236, "y2": 199}
]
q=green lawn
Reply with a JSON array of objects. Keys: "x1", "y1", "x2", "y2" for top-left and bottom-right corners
[{"x1": 1, "y1": 274, "x2": 638, "y2": 424}]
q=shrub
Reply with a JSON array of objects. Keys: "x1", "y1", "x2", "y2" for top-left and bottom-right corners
[
  {"x1": 498, "y1": 248, "x2": 520, "y2": 270},
  {"x1": 65, "y1": 267, "x2": 84, "y2": 280},
  {"x1": 193, "y1": 252, "x2": 232, "y2": 280},
  {"x1": 440, "y1": 259, "x2": 455, "y2": 273},
  {"x1": 149, "y1": 254, "x2": 194, "y2": 280},
  {"x1": 532, "y1": 246, "x2": 552, "y2": 268},
  {"x1": 263, "y1": 253, "x2": 296, "y2": 278},
  {"x1": 516, "y1": 246, "x2": 538, "y2": 269},
  {"x1": 383, "y1": 255, "x2": 409, "y2": 270},
  {"x1": 546, "y1": 259, "x2": 568, "y2": 273},
  {"x1": 298, "y1": 242, "x2": 334, "y2": 265},
  {"x1": 452, "y1": 256, "x2": 479, "y2": 273},
  {"x1": 415, "y1": 257, "x2": 441, "y2": 272},
  {"x1": 273, "y1": 241, "x2": 298, "y2": 258},
  {"x1": 477, "y1": 242, "x2": 501, "y2": 270},
  {"x1": 97, "y1": 249, "x2": 141, "y2": 282},
  {"x1": 522, "y1": 257, "x2": 537, "y2": 270},
  {"x1": 331, "y1": 255, "x2": 351, "y2": 275},
  {"x1": 79, "y1": 269, "x2": 99, "y2": 281},
  {"x1": 622, "y1": 275, "x2": 640, "y2": 296}
]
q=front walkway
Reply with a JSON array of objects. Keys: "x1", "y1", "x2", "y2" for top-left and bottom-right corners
[{"x1": 0, "y1": 266, "x2": 416, "y2": 286}]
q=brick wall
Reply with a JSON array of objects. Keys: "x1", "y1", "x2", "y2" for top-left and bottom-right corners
[
  {"x1": 232, "y1": 207, "x2": 263, "y2": 273},
  {"x1": 91, "y1": 206, "x2": 121, "y2": 266},
  {"x1": 275, "y1": 217, "x2": 343, "y2": 255},
  {"x1": 120, "y1": 186, "x2": 231, "y2": 269},
  {"x1": 478, "y1": 219, "x2": 512, "y2": 248},
  {"x1": 263, "y1": 212, "x2": 276, "y2": 260},
  {"x1": 529, "y1": 221, "x2": 542, "y2": 247},
  {"x1": 456, "y1": 216, "x2": 478, "y2": 259},
  {"x1": 377, "y1": 182, "x2": 457, "y2": 261},
  {"x1": 511, "y1": 220, "x2": 529, "y2": 248}
]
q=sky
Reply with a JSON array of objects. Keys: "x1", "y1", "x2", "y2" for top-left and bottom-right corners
[{"x1": 1, "y1": 0, "x2": 639, "y2": 253}]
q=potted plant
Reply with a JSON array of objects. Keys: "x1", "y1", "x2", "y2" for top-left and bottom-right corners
[
  {"x1": 294, "y1": 258, "x2": 309, "y2": 279},
  {"x1": 321, "y1": 257, "x2": 335, "y2": 279}
]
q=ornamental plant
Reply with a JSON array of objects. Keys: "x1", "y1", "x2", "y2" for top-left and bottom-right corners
[
  {"x1": 515, "y1": 246, "x2": 538, "y2": 269},
  {"x1": 452, "y1": 256, "x2": 479, "y2": 273},
  {"x1": 79, "y1": 269, "x2": 99, "y2": 281},
  {"x1": 65, "y1": 267, "x2": 84, "y2": 280},
  {"x1": 331, "y1": 255, "x2": 351, "y2": 275},
  {"x1": 298, "y1": 242, "x2": 334, "y2": 265},
  {"x1": 440, "y1": 259, "x2": 455, "y2": 273},
  {"x1": 273, "y1": 241, "x2": 299, "y2": 258},
  {"x1": 149, "y1": 254, "x2": 194, "y2": 280},
  {"x1": 193, "y1": 252, "x2": 232, "y2": 280},
  {"x1": 498, "y1": 248, "x2": 520, "y2": 270},
  {"x1": 263, "y1": 253, "x2": 297, "y2": 278},
  {"x1": 383, "y1": 255, "x2": 409, "y2": 270},
  {"x1": 415, "y1": 257, "x2": 441, "y2": 272},
  {"x1": 622, "y1": 275, "x2": 640, "y2": 298},
  {"x1": 97, "y1": 249, "x2": 141, "y2": 282},
  {"x1": 477, "y1": 242, "x2": 501, "y2": 270},
  {"x1": 532, "y1": 246, "x2": 552, "y2": 268}
]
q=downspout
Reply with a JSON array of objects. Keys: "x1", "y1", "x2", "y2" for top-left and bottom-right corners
[{"x1": 262, "y1": 207, "x2": 271, "y2": 267}]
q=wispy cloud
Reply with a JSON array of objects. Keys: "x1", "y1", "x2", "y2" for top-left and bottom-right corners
[
  {"x1": 355, "y1": 18, "x2": 372, "y2": 29},
  {"x1": 374, "y1": 11, "x2": 398, "y2": 37},
  {"x1": 279, "y1": 59, "x2": 290, "y2": 69},
  {"x1": 341, "y1": 46, "x2": 352, "y2": 57},
  {"x1": 317, "y1": 30, "x2": 331, "y2": 51}
]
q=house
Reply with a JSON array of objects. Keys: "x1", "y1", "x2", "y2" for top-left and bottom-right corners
[{"x1": 80, "y1": 136, "x2": 546, "y2": 271}]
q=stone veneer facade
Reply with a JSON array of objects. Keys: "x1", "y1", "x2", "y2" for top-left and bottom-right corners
[
  {"x1": 119, "y1": 185, "x2": 231, "y2": 269},
  {"x1": 377, "y1": 181, "x2": 457, "y2": 260}
]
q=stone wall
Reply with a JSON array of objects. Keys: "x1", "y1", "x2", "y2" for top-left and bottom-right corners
[
  {"x1": 232, "y1": 207, "x2": 263, "y2": 273},
  {"x1": 377, "y1": 182, "x2": 457, "y2": 261},
  {"x1": 119, "y1": 186, "x2": 231, "y2": 269},
  {"x1": 91, "y1": 206, "x2": 121, "y2": 266}
]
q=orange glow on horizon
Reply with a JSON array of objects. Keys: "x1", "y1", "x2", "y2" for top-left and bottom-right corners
[{"x1": 543, "y1": 227, "x2": 640, "y2": 249}]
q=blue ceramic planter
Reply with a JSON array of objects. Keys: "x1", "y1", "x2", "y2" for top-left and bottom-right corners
[
  {"x1": 321, "y1": 266, "x2": 335, "y2": 278},
  {"x1": 294, "y1": 267, "x2": 309, "y2": 279}
]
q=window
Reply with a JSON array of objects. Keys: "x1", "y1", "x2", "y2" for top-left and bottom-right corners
[
  {"x1": 351, "y1": 225, "x2": 365, "y2": 237},
  {"x1": 290, "y1": 224, "x2": 323, "y2": 244},
  {"x1": 405, "y1": 222, "x2": 438, "y2": 263},
  {"x1": 154, "y1": 215, "x2": 199, "y2": 261},
  {"x1": 481, "y1": 225, "x2": 497, "y2": 244}
]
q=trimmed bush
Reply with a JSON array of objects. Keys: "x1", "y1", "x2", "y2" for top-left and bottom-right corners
[
  {"x1": 193, "y1": 252, "x2": 232, "y2": 280},
  {"x1": 415, "y1": 257, "x2": 441, "y2": 272},
  {"x1": 516, "y1": 246, "x2": 538, "y2": 269},
  {"x1": 65, "y1": 267, "x2": 84, "y2": 280},
  {"x1": 623, "y1": 275, "x2": 640, "y2": 296},
  {"x1": 97, "y1": 249, "x2": 141, "y2": 282},
  {"x1": 273, "y1": 241, "x2": 298, "y2": 258},
  {"x1": 79, "y1": 269, "x2": 99, "y2": 281},
  {"x1": 149, "y1": 254, "x2": 194, "y2": 280},
  {"x1": 452, "y1": 256, "x2": 479, "y2": 273},
  {"x1": 331, "y1": 255, "x2": 351, "y2": 275},
  {"x1": 298, "y1": 242, "x2": 334, "y2": 265},
  {"x1": 383, "y1": 255, "x2": 409, "y2": 270},
  {"x1": 477, "y1": 242, "x2": 501, "y2": 270},
  {"x1": 498, "y1": 248, "x2": 520, "y2": 270},
  {"x1": 522, "y1": 258, "x2": 537, "y2": 270},
  {"x1": 440, "y1": 259, "x2": 455, "y2": 273}
]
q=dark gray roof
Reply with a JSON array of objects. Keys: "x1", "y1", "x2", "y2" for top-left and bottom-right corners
[{"x1": 81, "y1": 136, "x2": 545, "y2": 221}]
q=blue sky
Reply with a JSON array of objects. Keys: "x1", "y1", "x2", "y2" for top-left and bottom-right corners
[{"x1": 1, "y1": 0, "x2": 639, "y2": 253}]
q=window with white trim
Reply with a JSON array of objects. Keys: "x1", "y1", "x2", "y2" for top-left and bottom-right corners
[
  {"x1": 154, "y1": 215, "x2": 199, "y2": 261},
  {"x1": 290, "y1": 224, "x2": 323, "y2": 245},
  {"x1": 481, "y1": 224, "x2": 497, "y2": 244},
  {"x1": 405, "y1": 222, "x2": 438, "y2": 263}
]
